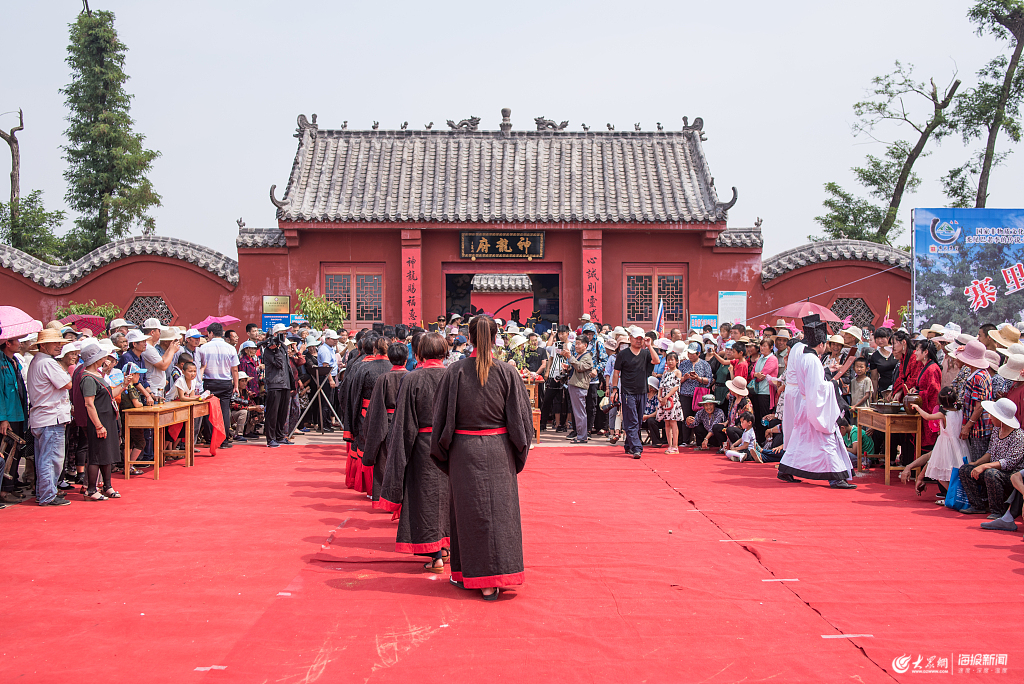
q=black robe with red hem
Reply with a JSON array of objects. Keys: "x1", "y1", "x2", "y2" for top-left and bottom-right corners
[
  {"x1": 361, "y1": 367, "x2": 407, "y2": 504},
  {"x1": 380, "y1": 364, "x2": 450, "y2": 553},
  {"x1": 429, "y1": 358, "x2": 533, "y2": 589}
]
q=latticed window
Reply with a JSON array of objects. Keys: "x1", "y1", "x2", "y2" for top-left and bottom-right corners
[
  {"x1": 356, "y1": 274, "x2": 383, "y2": 321},
  {"x1": 626, "y1": 274, "x2": 652, "y2": 323},
  {"x1": 624, "y1": 266, "x2": 687, "y2": 327},
  {"x1": 830, "y1": 297, "x2": 874, "y2": 331},
  {"x1": 124, "y1": 296, "x2": 173, "y2": 327},
  {"x1": 322, "y1": 264, "x2": 384, "y2": 324},
  {"x1": 325, "y1": 274, "x2": 351, "y2": 319}
]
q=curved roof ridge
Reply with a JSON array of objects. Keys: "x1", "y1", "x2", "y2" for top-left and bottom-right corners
[
  {"x1": 762, "y1": 239, "x2": 910, "y2": 283},
  {"x1": 0, "y1": 236, "x2": 239, "y2": 288}
]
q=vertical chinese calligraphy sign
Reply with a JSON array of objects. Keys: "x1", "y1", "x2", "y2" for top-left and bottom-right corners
[
  {"x1": 582, "y1": 230, "x2": 603, "y2": 323},
  {"x1": 401, "y1": 230, "x2": 422, "y2": 327},
  {"x1": 913, "y1": 208, "x2": 1024, "y2": 329}
]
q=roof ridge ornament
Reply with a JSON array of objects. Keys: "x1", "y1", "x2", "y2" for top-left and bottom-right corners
[
  {"x1": 682, "y1": 116, "x2": 707, "y2": 140},
  {"x1": 296, "y1": 113, "x2": 318, "y2": 138},
  {"x1": 534, "y1": 116, "x2": 568, "y2": 131},
  {"x1": 447, "y1": 116, "x2": 480, "y2": 131},
  {"x1": 716, "y1": 187, "x2": 738, "y2": 217},
  {"x1": 269, "y1": 184, "x2": 289, "y2": 210}
]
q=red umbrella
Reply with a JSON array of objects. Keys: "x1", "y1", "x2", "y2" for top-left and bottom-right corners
[
  {"x1": 60, "y1": 314, "x2": 107, "y2": 335},
  {"x1": 772, "y1": 301, "x2": 841, "y2": 323},
  {"x1": 194, "y1": 315, "x2": 241, "y2": 331}
]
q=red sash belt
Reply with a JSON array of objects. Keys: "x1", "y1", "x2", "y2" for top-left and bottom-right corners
[
  {"x1": 361, "y1": 399, "x2": 370, "y2": 407},
  {"x1": 387, "y1": 409, "x2": 395, "y2": 414},
  {"x1": 454, "y1": 427, "x2": 508, "y2": 435},
  {"x1": 418, "y1": 427, "x2": 433, "y2": 433}
]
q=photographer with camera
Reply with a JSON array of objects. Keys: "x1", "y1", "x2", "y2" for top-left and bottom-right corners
[
  {"x1": 541, "y1": 326, "x2": 571, "y2": 432},
  {"x1": 263, "y1": 324, "x2": 294, "y2": 448}
]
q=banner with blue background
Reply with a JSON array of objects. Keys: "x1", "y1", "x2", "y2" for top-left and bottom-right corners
[{"x1": 914, "y1": 208, "x2": 1024, "y2": 330}]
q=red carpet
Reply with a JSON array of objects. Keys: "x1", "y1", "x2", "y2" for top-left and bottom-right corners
[{"x1": 1, "y1": 440, "x2": 1021, "y2": 683}]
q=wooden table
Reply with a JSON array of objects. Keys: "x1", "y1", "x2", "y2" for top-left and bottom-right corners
[
  {"x1": 855, "y1": 407, "x2": 922, "y2": 485},
  {"x1": 123, "y1": 401, "x2": 199, "y2": 480}
]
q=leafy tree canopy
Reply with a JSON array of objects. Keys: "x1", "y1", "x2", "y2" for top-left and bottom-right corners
[
  {"x1": 61, "y1": 8, "x2": 160, "y2": 261},
  {"x1": 0, "y1": 190, "x2": 67, "y2": 264}
]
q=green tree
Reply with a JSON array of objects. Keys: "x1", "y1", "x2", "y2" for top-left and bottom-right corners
[
  {"x1": 953, "y1": 1, "x2": 1024, "y2": 207},
  {"x1": 810, "y1": 182, "x2": 889, "y2": 242},
  {"x1": 0, "y1": 190, "x2": 67, "y2": 264},
  {"x1": 813, "y1": 63, "x2": 959, "y2": 245},
  {"x1": 295, "y1": 288, "x2": 348, "y2": 331},
  {"x1": 55, "y1": 299, "x2": 123, "y2": 326},
  {"x1": 61, "y1": 5, "x2": 161, "y2": 261}
]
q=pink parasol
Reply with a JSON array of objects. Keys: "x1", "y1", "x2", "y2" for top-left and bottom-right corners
[
  {"x1": 194, "y1": 315, "x2": 241, "y2": 331},
  {"x1": 772, "y1": 301, "x2": 841, "y2": 323},
  {"x1": 0, "y1": 306, "x2": 43, "y2": 342},
  {"x1": 60, "y1": 314, "x2": 107, "y2": 335}
]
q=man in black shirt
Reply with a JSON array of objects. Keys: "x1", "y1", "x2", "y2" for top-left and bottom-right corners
[{"x1": 610, "y1": 326, "x2": 660, "y2": 458}]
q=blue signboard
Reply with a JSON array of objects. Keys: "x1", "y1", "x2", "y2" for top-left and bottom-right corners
[
  {"x1": 913, "y1": 208, "x2": 1024, "y2": 330},
  {"x1": 261, "y1": 314, "x2": 290, "y2": 332},
  {"x1": 689, "y1": 314, "x2": 718, "y2": 331}
]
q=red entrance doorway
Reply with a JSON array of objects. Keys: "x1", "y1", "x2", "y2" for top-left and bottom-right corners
[{"x1": 442, "y1": 262, "x2": 562, "y2": 334}]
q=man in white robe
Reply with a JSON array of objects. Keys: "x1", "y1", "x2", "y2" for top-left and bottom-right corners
[{"x1": 778, "y1": 315, "x2": 856, "y2": 488}]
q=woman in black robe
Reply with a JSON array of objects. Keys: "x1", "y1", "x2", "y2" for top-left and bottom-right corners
[
  {"x1": 362, "y1": 342, "x2": 409, "y2": 505},
  {"x1": 380, "y1": 333, "x2": 451, "y2": 570},
  {"x1": 353, "y1": 335, "x2": 391, "y2": 494},
  {"x1": 339, "y1": 335, "x2": 372, "y2": 489},
  {"x1": 430, "y1": 315, "x2": 534, "y2": 600}
]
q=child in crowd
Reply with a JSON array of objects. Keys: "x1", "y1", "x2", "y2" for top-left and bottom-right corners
[
  {"x1": 172, "y1": 361, "x2": 200, "y2": 401},
  {"x1": 902, "y1": 387, "x2": 969, "y2": 497},
  {"x1": 841, "y1": 421, "x2": 876, "y2": 471},
  {"x1": 119, "y1": 363, "x2": 147, "y2": 470},
  {"x1": 726, "y1": 412, "x2": 760, "y2": 462},
  {"x1": 850, "y1": 357, "x2": 873, "y2": 409}
]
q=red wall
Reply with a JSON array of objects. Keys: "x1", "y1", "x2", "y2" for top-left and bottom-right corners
[
  {"x1": 0, "y1": 229, "x2": 911, "y2": 335},
  {"x1": 753, "y1": 261, "x2": 911, "y2": 330},
  {"x1": 0, "y1": 255, "x2": 238, "y2": 328}
]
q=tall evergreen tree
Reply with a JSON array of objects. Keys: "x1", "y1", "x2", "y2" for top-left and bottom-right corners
[{"x1": 61, "y1": 5, "x2": 160, "y2": 260}]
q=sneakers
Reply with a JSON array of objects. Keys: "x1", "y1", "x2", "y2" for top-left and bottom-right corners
[
  {"x1": 565, "y1": 432, "x2": 577, "y2": 440},
  {"x1": 57, "y1": 480, "x2": 74, "y2": 491},
  {"x1": 571, "y1": 437, "x2": 588, "y2": 444},
  {"x1": 279, "y1": 439, "x2": 295, "y2": 446},
  {"x1": 233, "y1": 435, "x2": 248, "y2": 442},
  {"x1": 980, "y1": 518, "x2": 1018, "y2": 531},
  {"x1": 267, "y1": 440, "x2": 280, "y2": 448},
  {"x1": 39, "y1": 497, "x2": 71, "y2": 507},
  {"x1": 631, "y1": 450, "x2": 642, "y2": 459}
]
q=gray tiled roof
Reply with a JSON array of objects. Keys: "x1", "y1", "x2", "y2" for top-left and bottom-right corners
[
  {"x1": 272, "y1": 114, "x2": 736, "y2": 225},
  {"x1": 236, "y1": 227, "x2": 287, "y2": 249},
  {"x1": 761, "y1": 239, "x2": 911, "y2": 283},
  {"x1": 716, "y1": 225, "x2": 763, "y2": 248},
  {"x1": 0, "y1": 237, "x2": 239, "y2": 288},
  {"x1": 471, "y1": 273, "x2": 533, "y2": 292}
]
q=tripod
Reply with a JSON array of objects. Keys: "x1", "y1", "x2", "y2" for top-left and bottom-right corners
[{"x1": 288, "y1": 365, "x2": 343, "y2": 439}]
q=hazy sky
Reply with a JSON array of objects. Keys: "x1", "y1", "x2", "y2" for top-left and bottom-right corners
[{"x1": 4, "y1": 1, "x2": 1023, "y2": 260}]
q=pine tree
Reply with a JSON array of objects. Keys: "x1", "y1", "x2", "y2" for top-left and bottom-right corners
[{"x1": 61, "y1": 5, "x2": 160, "y2": 260}]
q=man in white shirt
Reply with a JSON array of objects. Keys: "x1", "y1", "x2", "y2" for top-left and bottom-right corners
[
  {"x1": 140, "y1": 318, "x2": 179, "y2": 398},
  {"x1": 26, "y1": 329, "x2": 73, "y2": 506},
  {"x1": 199, "y1": 322, "x2": 240, "y2": 449}
]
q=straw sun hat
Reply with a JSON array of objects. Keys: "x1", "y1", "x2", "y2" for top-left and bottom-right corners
[
  {"x1": 30, "y1": 328, "x2": 65, "y2": 349},
  {"x1": 997, "y1": 353, "x2": 1024, "y2": 382},
  {"x1": 953, "y1": 340, "x2": 990, "y2": 369},
  {"x1": 725, "y1": 376, "x2": 749, "y2": 396},
  {"x1": 982, "y1": 397, "x2": 1020, "y2": 430}
]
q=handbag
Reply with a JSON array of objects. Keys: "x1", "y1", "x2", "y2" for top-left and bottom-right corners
[
  {"x1": 691, "y1": 386, "x2": 710, "y2": 411},
  {"x1": 944, "y1": 456, "x2": 971, "y2": 511}
]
